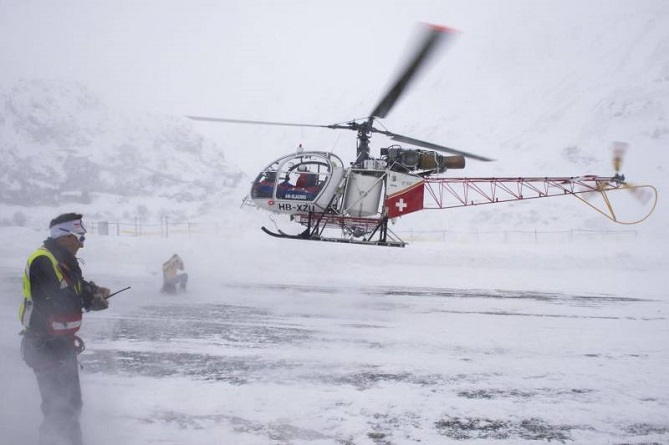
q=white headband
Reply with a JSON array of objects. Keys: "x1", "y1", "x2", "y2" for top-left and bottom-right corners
[{"x1": 50, "y1": 219, "x2": 87, "y2": 239}]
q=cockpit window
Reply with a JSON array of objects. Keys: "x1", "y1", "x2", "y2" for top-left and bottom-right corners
[
  {"x1": 251, "y1": 152, "x2": 339, "y2": 201},
  {"x1": 277, "y1": 156, "x2": 329, "y2": 201},
  {"x1": 251, "y1": 170, "x2": 276, "y2": 199}
]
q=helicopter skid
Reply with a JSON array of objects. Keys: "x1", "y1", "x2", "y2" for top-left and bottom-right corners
[{"x1": 261, "y1": 226, "x2": 406, "y2": 247}]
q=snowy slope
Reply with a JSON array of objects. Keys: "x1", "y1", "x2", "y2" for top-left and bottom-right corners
[{"x1": 0, "y1": 79, "x2": 246, "y2": 226}]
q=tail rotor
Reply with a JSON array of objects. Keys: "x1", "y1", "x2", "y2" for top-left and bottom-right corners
[
  {"x1": 574, "y1": 142, "x2": 657, "y2": 224},
  {"x1": 611, "y1": 141, "x2": 656, "y2": 205}
]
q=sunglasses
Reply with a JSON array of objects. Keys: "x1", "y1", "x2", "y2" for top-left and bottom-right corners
[{"x1": 59, "y1": 228, "x2": 86, "y2": 243}]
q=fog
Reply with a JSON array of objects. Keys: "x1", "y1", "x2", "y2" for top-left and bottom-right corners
[{"x1": 1, "y1": 0, "x2": 668, "y2": 443}]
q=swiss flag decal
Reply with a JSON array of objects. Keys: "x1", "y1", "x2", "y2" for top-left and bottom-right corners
[{"x1": 386, "y1": 174, "x2": 425, "y2": 218}]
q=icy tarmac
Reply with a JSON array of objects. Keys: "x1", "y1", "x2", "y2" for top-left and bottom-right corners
[{"x1": 1, "y1": 229, "x2": 668, "y2": 444}]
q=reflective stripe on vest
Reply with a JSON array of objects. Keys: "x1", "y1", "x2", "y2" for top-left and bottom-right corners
[
  {"x1": 19, "y1": 247, "x2": 82, "y2": 334},
  {"x1": 48, "y1": 315, "x2": 83, "y2": 334}
]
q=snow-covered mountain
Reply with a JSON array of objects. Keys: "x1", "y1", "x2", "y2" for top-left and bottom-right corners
[
  {"x1": 0, "y1": 79, "x2": 245, "y2": 226},
  {"x1": 0, "y1": 1, "x2": 667, "y2": 237}
]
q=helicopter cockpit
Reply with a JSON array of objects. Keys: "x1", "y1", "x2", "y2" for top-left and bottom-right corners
[{"x1": 250, "y1": 152, "x2": 345, "y2": 213}]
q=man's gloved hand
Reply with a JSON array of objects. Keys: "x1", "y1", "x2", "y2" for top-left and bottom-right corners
[
  {"x1": 96, "y1": 286, "x2": 111, "y2": 299},
  {"x1": 90, "y1": 287, "x2": 110, "y2": 311}
]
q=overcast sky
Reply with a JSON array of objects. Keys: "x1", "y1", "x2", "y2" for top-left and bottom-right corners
[
  {"x1": 1, "y1": 0, "x2": 476, "y2": 115},
  {"x1": 2, "y1": 0, "x2": 643, "y2": 116},
  {"x1": 2, "y1": 0, "x2": 667, "y2": 182}
]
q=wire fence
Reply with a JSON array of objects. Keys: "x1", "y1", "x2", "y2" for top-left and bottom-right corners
[
  {"x1": 88, "y1": 218, "x2": 215, "y2": 238},
  {"x1": 87, "y1": 218, "x2": 638, "y2": 244}
]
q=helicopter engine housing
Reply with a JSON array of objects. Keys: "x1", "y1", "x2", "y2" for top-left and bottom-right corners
[{"x1": 381, "y1": 147, "x2": 465, "y2": 174}]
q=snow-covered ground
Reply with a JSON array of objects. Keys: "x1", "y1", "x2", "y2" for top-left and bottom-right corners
[{"x1": 1, "y1": 226, "x2": 667, "y2": 444}]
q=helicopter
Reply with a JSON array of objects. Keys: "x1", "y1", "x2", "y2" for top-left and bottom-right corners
[{"x1": 189, "y1": 24, "x2": 657, "y2": 247}]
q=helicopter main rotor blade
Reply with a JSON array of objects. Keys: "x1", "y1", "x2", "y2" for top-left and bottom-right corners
[
  {"x1": 378, "y1": 131, "x2": 494, "y2": 161},
  {"x1": 370, "y1": 24, "x2": 453, "y2": 119},
  {"x1": 186, "y1": 115, "x2": 337, "y2": 129}
]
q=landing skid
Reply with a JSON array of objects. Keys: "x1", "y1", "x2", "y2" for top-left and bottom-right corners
[{"x1": 261, "y1": 226, "x2": 406, "y2": 248}]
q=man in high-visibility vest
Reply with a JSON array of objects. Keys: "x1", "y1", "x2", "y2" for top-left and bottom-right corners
[{"x1": 20, "y1": 213, "x2": 110, "y2": 445}]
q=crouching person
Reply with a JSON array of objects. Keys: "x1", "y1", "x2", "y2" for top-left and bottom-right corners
[
  {"x1": 19, "y1": 213, "x2": 110, "y2": 445},
  {"x1": 162, "y1": 253, "x2": 188, "y2": 294}
]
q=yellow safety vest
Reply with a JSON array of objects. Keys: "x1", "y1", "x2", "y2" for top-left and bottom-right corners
[{"x1": 19, "y1": 246, "x2": 82, "y2": 334}]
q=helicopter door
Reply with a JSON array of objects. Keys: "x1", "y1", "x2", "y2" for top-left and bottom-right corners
[{"x1": 276, "y1": 158, "x2": 328, "y2": 202}]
